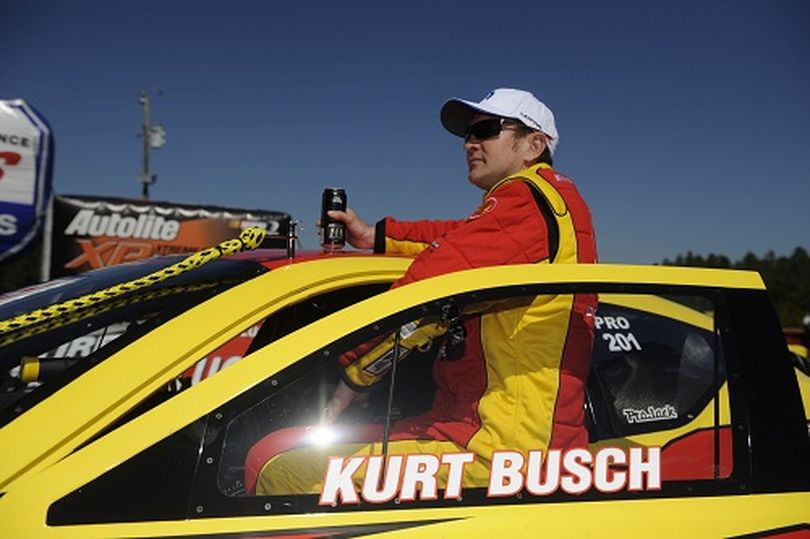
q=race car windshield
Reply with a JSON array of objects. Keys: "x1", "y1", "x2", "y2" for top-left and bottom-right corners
[{"x1": 0, "y1": 255, "x2": 268, "y2": 425}]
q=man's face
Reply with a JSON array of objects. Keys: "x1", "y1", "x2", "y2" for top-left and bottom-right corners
[{"x1": 463, "y1": 114, "x2": 544, "y2": 191}]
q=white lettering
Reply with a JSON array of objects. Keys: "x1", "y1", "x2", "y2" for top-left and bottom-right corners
[
  {"x1": 321, "y1": 452, "x2": 476, "y2": 505},
  {"x1": 488, "y1": 451, "x2": 524, "y2": 497},
  {"x1": 222, "y1": 355, "x2": 241, "y2": 369},
  {"x1": 242, "y1": 325, "x2": 261, "y2": 338},
  {"x1": 120, "y1": 216, "x2": 137, "y2": 237},
  {"x1": 603, "y1": 332, "x2": 643, "y2": 352},
  {"x1": 319, "y1": 456, "x2": 364, "y2": 505},
  {"x1": 160, "y1": 219, "x2": 180, "y2": 241},
  {"x1": 361, "y1": 455, "x2": 402, "y2": 503},
  {"x1": 206, "y1": 356, "x2": 222, "y2": 378},
  {"x1": 320, "y1": 447, "x2": 662, "y2": 505},
  {"x1": 64, "y1": 209, "x2": 181, "y2": 240},
  {"x1": 525, "y1": 450, "x2": 560, "y2": 495},
  {"x1": 623, "y1": 405, "x2": 678, "y2": 424},
  {"x1": 560, "y1": 449, "x2": 593, "y2": 494},
  {"x1": 64, "y1": 209, "x2": 90, "y2": 236},
  {"x1": 87, "y1": 214, "x2": 108, "y2": 236},
  {"x1": 629, "y1": 447, "x2": 661, "y2": 491},
  {"x1": 400, "y1": 454, "x2": 440, "y2": 501},
  {"x1": 190, "y1": 358, "x2": 206, "y2": 386},
  {"x1": 594, "y1": 448, "x2": 627, "y2": 493},
  {"x1": 0, "y1": 213, "x2": 17, "y2": 236},
  {"x1": 65, "y1": 336, "x2": 97, "y2": 357},
  {"x1": 595, "y1": 316, "x2": 631, "y2": 331},
  {"x1": 441, "y1": 452, "x2": 474, "y2": 499}
]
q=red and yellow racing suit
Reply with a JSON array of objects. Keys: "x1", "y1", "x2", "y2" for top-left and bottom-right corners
[{"x1": 248, "y1": 163, "x2": 598, "y2": 495}]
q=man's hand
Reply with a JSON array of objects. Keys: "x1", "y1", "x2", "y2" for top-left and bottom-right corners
[
  {"x1": 326, "y1": 208, "x2": 375, "y2": 249},
  {"x1": 321, "y1": 379, "x2": 361, "y2": 424}
]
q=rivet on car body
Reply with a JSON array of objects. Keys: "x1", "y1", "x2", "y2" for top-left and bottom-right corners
[
  {"x1": 195, "y1": 506, "x2": 204, "y2": 513},
  {"x1": 206, "y1": 457, "x2": 214, "y2": 464},
  {"x1": 264, "y1": 503, "x2": 272, "y2": 511},
  {"x1": 271, "y1": 379, "x2": 278, "y2": 386},
  {"x1": 215, "y1": 413, "x2": 223, "y2": 420}
]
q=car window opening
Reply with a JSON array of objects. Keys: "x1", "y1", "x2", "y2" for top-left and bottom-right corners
[
  {"x1": 0, "y1": 263, "x2": 268, "y2": 426},
  {"x1": 44, "y1": 287, "x2": 749, "y2": 527}
]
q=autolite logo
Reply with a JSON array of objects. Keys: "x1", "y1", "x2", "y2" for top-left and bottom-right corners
[{"x1": 64, "y1": 209, "x2": 180, "y2": 240}]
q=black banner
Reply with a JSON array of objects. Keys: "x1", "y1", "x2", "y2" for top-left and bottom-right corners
[{"x1": 51, "y1": 195, "x2": 290, "y2": 277}]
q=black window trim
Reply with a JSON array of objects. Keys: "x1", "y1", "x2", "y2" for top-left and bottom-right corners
[{"x1": 186, "y1": 282, "x2": 757, "y2": 519}]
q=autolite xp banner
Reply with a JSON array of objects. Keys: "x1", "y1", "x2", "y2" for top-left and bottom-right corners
[
  {"x1": 0, "y1": 100, "x2": 54, "y2": 262},
  {"x1": 52, "y1": 195, "x2": 290, "y2": 277}
]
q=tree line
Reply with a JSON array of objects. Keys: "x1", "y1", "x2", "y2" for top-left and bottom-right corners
[{"x1": 662, "y1": 247, "x2": 810, "y2": 328}]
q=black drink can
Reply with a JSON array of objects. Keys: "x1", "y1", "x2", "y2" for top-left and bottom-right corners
[{"x1": 320, "y1": 187, "x2": 347, "y2": 251}]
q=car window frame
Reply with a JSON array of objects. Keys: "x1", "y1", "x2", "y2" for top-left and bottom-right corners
[{"x1": 182, "y1": 282, "x2": 753, "y2": 520}]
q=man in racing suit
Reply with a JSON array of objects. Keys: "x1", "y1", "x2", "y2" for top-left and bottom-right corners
[{"x1": 248, "y1": 88, "x2": 598, "y2": 495}]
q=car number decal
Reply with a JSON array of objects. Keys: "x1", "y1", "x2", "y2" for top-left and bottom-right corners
[{"x1": 596, "y1": 315, "x2": 643, "y2": 352}]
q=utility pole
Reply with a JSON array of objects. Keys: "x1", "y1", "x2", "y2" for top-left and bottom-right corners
[{"x1": 138, "y1": 92, "x2": 165, "y2": 200}]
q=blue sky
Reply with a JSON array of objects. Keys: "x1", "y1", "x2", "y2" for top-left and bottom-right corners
[{"x1": 3, "y1": 0, "x2": 809, "y2": 263}]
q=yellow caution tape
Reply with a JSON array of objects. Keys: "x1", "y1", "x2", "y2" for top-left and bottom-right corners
[
  {"x1": 0, "y1": 281, "x2": 226, "y2": 348},
  {"x1": 0, "y1": 226, "x2": 266, "y2": 338}
]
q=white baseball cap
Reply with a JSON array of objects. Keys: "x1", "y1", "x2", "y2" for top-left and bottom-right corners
[{"x1": 440, "y1": 88, "x2": 559, "y2": 154}]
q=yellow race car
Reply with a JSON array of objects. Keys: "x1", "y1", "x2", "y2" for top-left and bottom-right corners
[{"x1": 0, "y1": 234, "x2": 807, "y2": 538}]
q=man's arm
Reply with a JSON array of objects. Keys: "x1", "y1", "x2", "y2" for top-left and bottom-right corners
[
  {"x1": 322, "y1": 317, "x2": 450, "y2": 424},
  {"x1": 375, "y1": 217, "x2": 467, "y2": 256},
  {"x1": 326, "y1": 209, "x2": 466, "y2": 255},
  {"x1": 393, "y1": 179, "x2": 554, "y2": 287}
]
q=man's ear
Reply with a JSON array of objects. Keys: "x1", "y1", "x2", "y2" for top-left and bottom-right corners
[{"x1": 528, "y1": 132, "x2": 547, "y2": 162}]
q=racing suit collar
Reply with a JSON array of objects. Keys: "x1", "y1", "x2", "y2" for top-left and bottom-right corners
[{"x1": 482, "y1": 163, "x2": 553, "y2": 200}]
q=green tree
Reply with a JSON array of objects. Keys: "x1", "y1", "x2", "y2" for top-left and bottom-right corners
[{"x1": 663, "y1": 247, "x2": 810, "y2": 327}]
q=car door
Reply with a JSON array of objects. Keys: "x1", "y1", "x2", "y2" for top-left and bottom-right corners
[{"x1": 0, "y1": 263, "x2": 807, "y2": 538}]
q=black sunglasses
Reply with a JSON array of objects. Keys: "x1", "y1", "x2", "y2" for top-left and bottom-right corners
[{"x1": 464, "y1": 118, "x2": 526, "y2": 142}]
